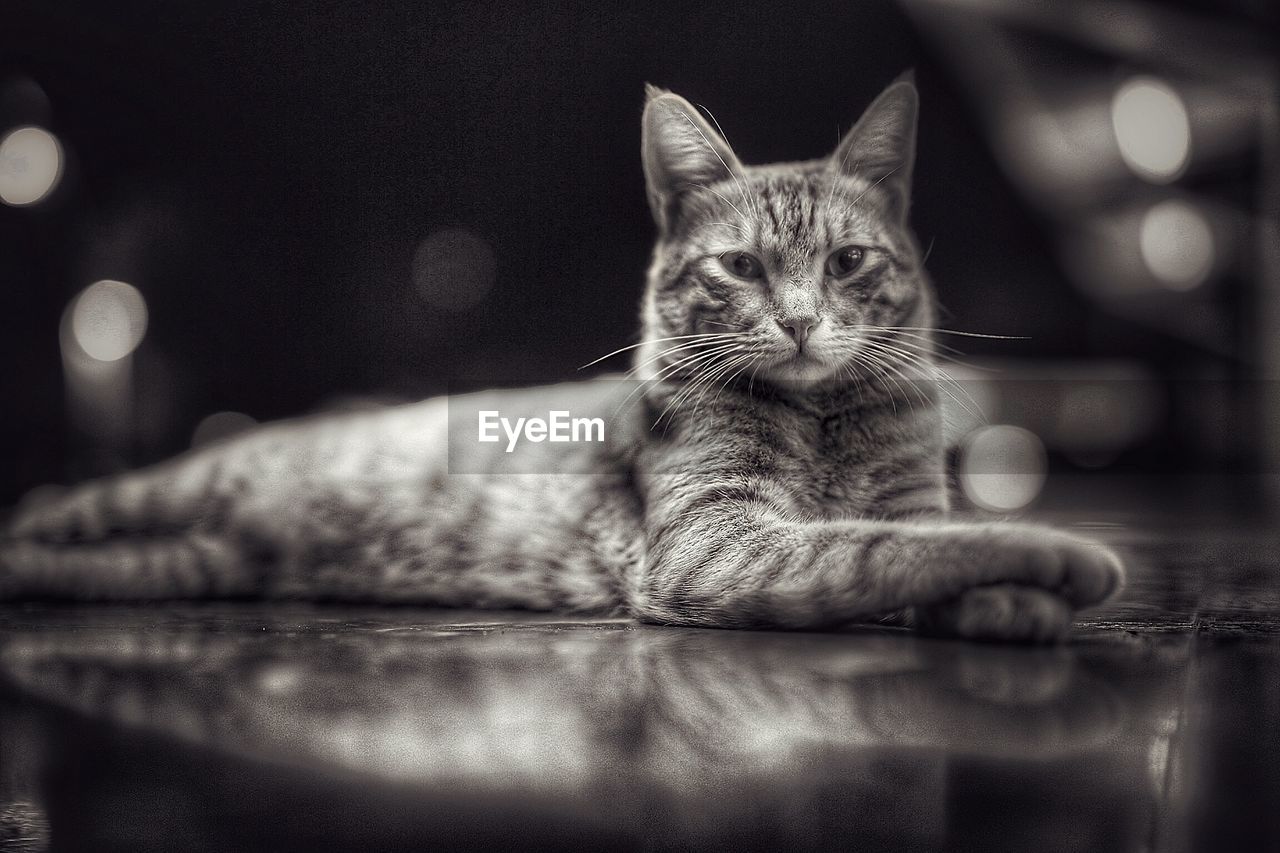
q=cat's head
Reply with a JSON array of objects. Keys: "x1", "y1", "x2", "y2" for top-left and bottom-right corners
[{"x1": 638, "y1": 77, "x2": 932, "y2": 386}]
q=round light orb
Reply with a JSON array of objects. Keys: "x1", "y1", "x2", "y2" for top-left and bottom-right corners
[
  {"x1": 70, "y1": 280, "x2": 148, "y2": 362},
  {"x1": 411, "y1": 228, "x2": 497, "y2": 311},
  {"x1": 1139, "y1": 200, "x2": 1214, "y2": 291},
  {"x1": 192, "y1": 410, "x2": 257, "y2": 447},
  {"x1": 255, "y1": 663, "x2": 302, "y2": 694},
  {"x1": 0, "y1": 125, "x2": 63, "y2": 206},
  {"x1": 960, "y1": 424, "x2": 1048, "y2": 512},
  {"x1": 1111, "y1": 77, "x2": 1191, "y2": 183}
]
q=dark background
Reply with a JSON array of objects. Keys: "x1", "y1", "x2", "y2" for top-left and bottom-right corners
[{"x1": 0, "y1": 0, "x2": 1275, "y2": 505}]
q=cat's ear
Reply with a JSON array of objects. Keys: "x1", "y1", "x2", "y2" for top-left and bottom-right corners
[
  {"x1": 641, "y1": 86, "x2": 743, "y2": 233},
  {"x1": 831, "y1": 74, "x2": 918, "y2": 220}
]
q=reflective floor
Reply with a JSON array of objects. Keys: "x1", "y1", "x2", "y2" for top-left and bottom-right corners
[{"x1": 1, "y1": 522, "x2": 1278, "y2": 852}]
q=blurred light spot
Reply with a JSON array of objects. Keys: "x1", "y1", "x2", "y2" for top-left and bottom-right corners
[
  {"x1": 69, "y1": 280, "x2": 148, "y2": 361},
  {"x1": 1139, "y1": 200, "x2": 1214, "y2": 290},
  {"x1": 192, "y1": 410, "x2": 257, "y2": 447},
  {"x1": 1111, "y1": 77, "x2": 1190, "y2": 183},
  {"x1": 960, "y1": 425, "x2": 1047, "y2": 512},
  {"x1": 256, "y1": 664, "x2": 302, "y2": 694},
  {"x1": 411, "y1": 228, "x2": 496, "y2": 311},
  {"x1": 0, "y1": 125, "x2": 63, "y2": 206}
]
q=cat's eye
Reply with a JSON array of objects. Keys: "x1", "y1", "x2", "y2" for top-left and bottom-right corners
[
  {"x1": 719, "y1": 251, "x2": 765, "y2": 280},
  {"x1": 826, "y1": 246, "x2": 865, "y2": 278}
]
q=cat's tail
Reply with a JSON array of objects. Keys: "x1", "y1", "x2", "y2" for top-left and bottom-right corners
[{"x1": 1, "y1": 463, "x2": 263, "y2": 601}]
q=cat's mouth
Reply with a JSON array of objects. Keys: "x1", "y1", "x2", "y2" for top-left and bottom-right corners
[{"x1": 762, "y1": 348, "x2": 841, "y2": 383}]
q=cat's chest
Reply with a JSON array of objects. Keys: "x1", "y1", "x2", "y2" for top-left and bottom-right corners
[{"x1": 775, "y1": 411, "x2": 918, "y2": 519}]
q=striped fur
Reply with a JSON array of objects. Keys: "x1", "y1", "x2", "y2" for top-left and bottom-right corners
[{"x1": 0, "y1": 79, "x2": 1123, "y2": 641}]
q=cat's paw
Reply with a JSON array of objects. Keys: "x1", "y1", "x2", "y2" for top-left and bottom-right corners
[
  {"x1": 952, "y1": 525, "x2": 1126, "y2": 608},
  {"x1": 914, "y1": 584, "x2": 1074, "y2": 644}
]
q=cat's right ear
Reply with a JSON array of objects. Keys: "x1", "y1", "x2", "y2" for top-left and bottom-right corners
[{"x1": 641, "y1": 86, "x2": 742, "y2": 234}]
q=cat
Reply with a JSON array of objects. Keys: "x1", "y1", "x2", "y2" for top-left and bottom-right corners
[{"x1": 0, "y1": 76, "x2": 1124, "y2": 641}]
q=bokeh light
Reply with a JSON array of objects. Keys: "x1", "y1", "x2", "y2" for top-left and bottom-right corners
[
  {"x1": 1111, "y1": 77, "x2": 1191, "y2": 183},
  {"x1": 192, "y1": 411, "x2": 258, "y2": 447},
  {"x1": 959, "y1": 424, "x2": 1048, "y2": 512},
  {"x1": 0, "y1": 125, "x2": 63, "y2": 206},
  {"x1": 69, "y1": 280, "x2": 149, "y2": 362},
  {"x1": 1139, "y1": 200, "x2": 1214, "y2": 290},
  {"x1": 411, "y1": 228, "x2": 497, "y2": 311}
]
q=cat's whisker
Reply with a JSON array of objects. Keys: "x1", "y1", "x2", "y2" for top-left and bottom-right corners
[
  {"x1": 858, "y1": 337, "x2": 947, "y2": 386},
  {"x1": 642, "y1": 342, "x2": 747, "y2": 395},
  {"x1": 854, "y1": 345, "x2": 936, "y2": 415},
  {"x1": 624, "y1": 335, "x2": 747, "y2": 378},
  {"x1": 822, "y1": 143, "x2": 861, "y2": 222},
  {"x1": 652, "y1": 345, "x2": 754, "y2": 430},
  {"x1": 858, "y1": 339, "x2": 986, "y2": 424},
  {"x1": 836, "y1": 359, "x2": 868, "y2": 409},
  {"x1": 844, "y1": 362, "x2": 867, "y2": 408},
  {"x1": 676, "y1": 361, "x2": 736, "y2": 425},
  {"x1": 694, "y1": 354, "x2": 755, "y2": 421},
  {"x1": 846, "y1": 351, "x2": 900, "y2": 415},
  {"x1": 860, "y1": 350, "x2": 925, "y2": 414},
  {"x1": 715, "y1": 353, "x2": 760, "y2": 408},
  {"x1": 874, "y1": 326, "x2": 1030, "y2": 341},
  {"x1": 852, "y1": 325, "x2": 965, "y2": 358},
  {"x1": 836, "y1": 164, "x2": 903, "y2": 219},
  {"x1": 655, "y1": 358, "x2": 726, "y2": 428},
  {"x1": 920, "y1": 235, "x2": 936, "y2": 267},
  {"x1": 863, "y1": 333, "x2": 1000, "y2": 375},
  {"x1": 611, "y1": 342, "x2": 748, "y2": 423},
  {"x1": 651, "y1": 342, "x2": 745, "y2": 379},
  {"x1": 677, "y1": 107, "x2": 756, "y2": 219},
  {"x1": 579, "y1": 333, "x2": 737, "y2": 370},
  {"x1": 622, "y1": 342, "x2": 745, "y2": 405},
  {"x1": 913, "y1": 360, "x2": 987, "y2": 425},
  {"x1": 861, "y1": 337, "x2": 976, "y2": 394},
  {"x1": 856, "y1": 324, "x2": 1014, "y2": 373},
  {"x1": 687, "y1": 352, "x2": 755, "y2": 421},
  {"x1": 747, "y1": 352, "x2": 767, "y2": 397},
  {"x1": 681, "y1": 181, "x2": 751, "y2": 227},
  {"x1": 694, "y1": 105, "x2": 764, "y2": 223},
  {"x1": 689, "y1": 221, "x2": 751, "y2": 238},
  {"x1": 855, "y1": 342, "x2": 935, "y2": 412}
]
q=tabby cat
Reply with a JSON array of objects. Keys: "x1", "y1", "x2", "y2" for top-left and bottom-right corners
[{"x1": 0, "y1": 78, "x2": 1123, "y2": 641}]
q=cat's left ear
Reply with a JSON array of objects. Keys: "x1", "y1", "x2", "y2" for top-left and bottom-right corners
[
  {"x1": 641, "y1": 86, "x2": 744, "y2": 233},
  {"x1": 831, "y1": 74, "x2": 918, "y2": 221}
]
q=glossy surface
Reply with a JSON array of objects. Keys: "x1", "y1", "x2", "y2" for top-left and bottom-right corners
[{"x1": 1, "y1": 523, "x2": 1278, "y2": 851}]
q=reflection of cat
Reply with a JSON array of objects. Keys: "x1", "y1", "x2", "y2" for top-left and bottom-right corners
[
  {"x1": 1, "y1": 78, "x2": 1122, "y2": 638},
  {"x1": 0, "y1": 617, "x2": 1157, "y2": 849}
]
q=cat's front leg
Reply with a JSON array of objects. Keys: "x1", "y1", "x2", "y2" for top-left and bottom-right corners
[{"x1": 631, "y1": 503, "x2": 1124, "y2": 635}]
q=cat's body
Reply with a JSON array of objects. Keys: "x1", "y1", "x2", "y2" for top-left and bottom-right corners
[{"x1": 0, "y1": 78, "x2": 1123, "y2": 640}]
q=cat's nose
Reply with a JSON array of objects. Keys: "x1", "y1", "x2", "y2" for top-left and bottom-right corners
[{"x1": 777, "y1": 316, "x2": 820, "y2": 347}]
